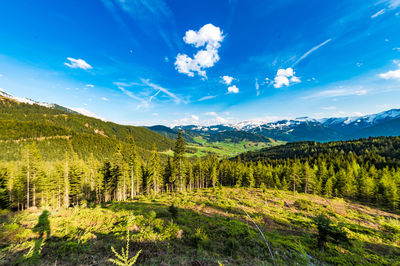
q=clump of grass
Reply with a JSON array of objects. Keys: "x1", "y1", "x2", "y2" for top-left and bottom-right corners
[{"x1": 381, "y1": 218, "x2": 400, "y2": 242}]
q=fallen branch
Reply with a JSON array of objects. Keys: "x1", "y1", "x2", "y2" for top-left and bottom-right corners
[{"x1": 242, "y1": 208, "x2": 276, "y2": 265}]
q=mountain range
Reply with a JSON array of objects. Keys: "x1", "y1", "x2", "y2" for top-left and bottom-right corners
[
  {"x1": 2, "y1": 88, "x2": 400, "y2": 146},
  {"x1": 158, "y1": 109, "x2": 400, "y2": 143}
]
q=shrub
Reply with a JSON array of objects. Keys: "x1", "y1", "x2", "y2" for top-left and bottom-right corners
[
  {"x1": 294, "y1": 199, "x2": 313, "y2": 211},
  {"x1": 224, "y1": 237, "x2": 240, "y2": 256},
  {"x1": 163, "y1": 220, "x2": 180, "y2": 240},
  {"x1": 191, "y1": 227, "x2": 211, "y2": 249},
  {"x1": 315, "y1": 214, "x2": 348, "y2": 251},
  {"x1": 147, "y1": 210, "x2": 157, "y2": 220},
  {"x1": 168, "y1": 204, "x2": 178, "y2": 219}
]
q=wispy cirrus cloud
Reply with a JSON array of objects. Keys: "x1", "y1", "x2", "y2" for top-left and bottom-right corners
[
  {"x1": 101, "y1": 0, "x2": 179, "y2": 49},
  {"x1": 204, "y1": 111, "x2": 227, "y2": 123},
  {"x1": 141, "y1": 79, "x2": 181, "y2": 104},
  {"x1": 198, "y1": 95, "x2": 216, "y2": 101},
  {"x1": 371, "y1": 9, "x2": 385, "y2": 18},
  {"x1": 322, "y1": 106, "x2": 337, "y2": 110},
  {"x1": 255, "y1": 78, "x2": 260, "y2": 96},
  {"x1": 115, "y1": 79, "x2": 182, "y2": 109},
  {"x1": 303, "y1": 87, "x2": 367, "y2": 99},
  {"x1": 383, "y1": 0, "x2": 400, "y2": 9},
  {"x1": 293, "y1": 39, "x2": 331, "y2": 66}
]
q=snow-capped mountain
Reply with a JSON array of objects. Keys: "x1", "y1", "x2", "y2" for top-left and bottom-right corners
[
  {"x1": 0, "y1": 88, "x2": 57, "y2": 109},
  {"x1": 320, "y1": 109, "x2": 400, "y2": 134},
  {"x1": 174, "y1": 110, "x2": 400, "y2": 142}
]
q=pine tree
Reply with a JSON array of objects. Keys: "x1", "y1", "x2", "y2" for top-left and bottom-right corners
[
  {"x1": 149, "y1": 145, "x2": 162, "y2": 195},
  {"x1": 126, "y1": 138, "x2": 140, "y2": 198},
  {"x1": 173, "y1": 131, "x2": 186, "y2": 192},
  {"x1": 22, "y1": 143, "x2": 41, "y2": 208},
  {"x1": 242, "y1": 164, "x2": 255, "y2": 188},
  {"x1": 289, "y1": 161, "x2": 301, "y2": 193},
  {"x1": 302, "y1": 162, "x2": 314, "y2": 194},
  {"x1": 0, "y1": 168, "x2": 9, "y2": 209}
]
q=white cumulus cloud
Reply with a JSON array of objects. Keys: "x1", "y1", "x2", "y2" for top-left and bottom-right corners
[
  {"x1": 64, "y1": 58, "x2": 92, "y2": 70},
  {"x1": 380, "y1": 69, "x2": 400, "y2": 80},
  {"x1": 221, "y1": 75, "x2": 234, "y2": 85},
  {"x1": 227, "y1": 85, "x2": 239, "y2": 94},
  {"x1": 379, "y1": 61, "x2": 400, "y2": 80},
  {"x1": 101, "y1": 97, "x2": 109, "y2": 101},
  {"x1": 175, "y1": 24, "x2": 224, "y2": 78},
  {"x1": 273, "y1": 67, "x2": 301, "y2": 88}
]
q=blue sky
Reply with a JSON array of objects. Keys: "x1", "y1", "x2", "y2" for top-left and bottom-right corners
[{"x1": 1, "y1": 0, "x2": 400, "y2": 126}]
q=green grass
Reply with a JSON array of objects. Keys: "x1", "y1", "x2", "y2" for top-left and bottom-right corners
[
  {"x1": 1, "y1": 188, "x2": 399, "y2": 265},
  {"x1": 162, "y1": 136, "x2": 285, "y2": 158}
]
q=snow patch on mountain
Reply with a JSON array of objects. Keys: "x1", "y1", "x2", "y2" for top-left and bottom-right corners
[{"x1": 0, "y1": 88, "x2": 107, "y2": 121}]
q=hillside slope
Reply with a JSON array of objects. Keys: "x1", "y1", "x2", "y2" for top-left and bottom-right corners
[
  {"x1": 237, "y1": 136, "x2": 400, "y2": 167},
  {"x1": 0, "y1": 188, "x2": 399, "y2": 265},
  {"x1": 0, "y1": 96, "x2": 174, "y2": 160}
]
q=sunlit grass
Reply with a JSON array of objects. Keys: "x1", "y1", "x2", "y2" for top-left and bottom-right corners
[{"x1": 0, "y1": 188, "x2": 399, "y2": 265}]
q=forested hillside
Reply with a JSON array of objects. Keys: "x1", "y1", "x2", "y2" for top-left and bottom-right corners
[{"x1": 0, "y1": 96, "x2": 174, "y2": 161}]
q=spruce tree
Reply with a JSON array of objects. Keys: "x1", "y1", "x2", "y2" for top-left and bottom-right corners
[
  {"x1": 0, "y1": 168, "x2": 9, "y2": 209},
  {"x1": 173, "y1": 131, "x2": 186, "y2": 192},
  {"x1": 149, "y1": 145, "x2": 161, "y2": 195}
]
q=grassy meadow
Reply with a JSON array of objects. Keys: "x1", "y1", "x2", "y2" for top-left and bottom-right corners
[
  {"x1": 162, "y1": 136, "x2": 284, "y2": 158},
  {"x1": 1, "y1": 188, "x2": 399, "y2": 265}
]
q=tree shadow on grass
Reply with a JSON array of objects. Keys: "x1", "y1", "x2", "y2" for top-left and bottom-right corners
[
  {"x1": 33, "y1": 210, "x2": 51, "y2": 238},
  {"x1": 15, "y1": 210, "x2": 51, "y2": 264}
]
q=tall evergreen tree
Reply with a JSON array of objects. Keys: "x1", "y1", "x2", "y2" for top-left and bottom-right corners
[
  {"x1": 173, "y1": 131, "x2": 186, "y2": 192},
  {"x1": 22, "y1": 143, "x2": 41, "y2": 208},
  {"x1": 0, "y1": 168, "x2": 9, "y2": 209},
  {"x1": 149, "y1": 145, "x2": 162, "y2": 195}
]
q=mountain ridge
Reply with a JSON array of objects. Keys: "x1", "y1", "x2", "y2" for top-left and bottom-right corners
[{"x1": 163, "y1": 109, "x2": 400, "y2": 142}]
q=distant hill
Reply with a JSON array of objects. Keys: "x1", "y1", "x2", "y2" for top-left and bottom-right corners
[
  {"x1": 0, "y1": 94, "x2": 174, "y2": 161},
  {"x1": 146, "y1": 125, "x2": 199, "y2": 143},
  {"x1": 206, "y1": 130, "x2": 273, "y2": 143},
  {"x1": 237, "y1": 136, "x2": 400, "y2": 168}
]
